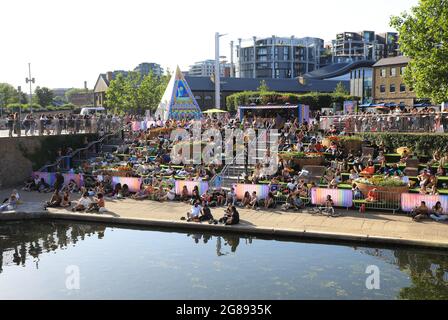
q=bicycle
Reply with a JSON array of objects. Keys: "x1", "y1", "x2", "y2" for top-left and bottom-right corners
[{"x1": 309, "y1": 206, "x2": 342, "y2": 217}]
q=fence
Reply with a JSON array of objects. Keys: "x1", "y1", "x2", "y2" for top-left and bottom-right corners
[
  {"x1": 353, "y1": 190, "x2": 401, "y2": 214},
  {"x1": 232, "y1": 183, "x2": 270, "y2": 200},
  {"x1": 1, "y1": 117, "x2": 126, "y2": 137},
  {"x1": 319, "y1": 112, "x2": 448, "y2": 133},
  {"x1": 311, "y1": 188, "x2": 353, "y2": 209},
  {"x1": 175, "y1": 180, "x2": 209, "y2": 196},
  {"x1": 26, "y1": 173, "x2": 448, "y2": 214},
  {"x1": 400, "y1": 193, "x2": 448, "y2": 214}
]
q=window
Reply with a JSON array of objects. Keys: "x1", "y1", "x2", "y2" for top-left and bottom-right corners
[
  {"x1": 400, "y1": 66, "x2": 406, "y2": 75},
  {"x1": 380, "y1": 85, "x2": 386, "y2": 93},
  {"x1": 390, "y1": 67, "x2": 396, "y2": 77},
  {"x1": 400, "y1": 84, "x2": 406, "y2": 92},
  {"x1": 380, "y1": 68, "x2": 386, "y2": 77},
  {"x1": 390, "y1": 84, "x2": 396, "y2": 93}
]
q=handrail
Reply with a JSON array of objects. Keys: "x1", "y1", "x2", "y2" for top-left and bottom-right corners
[
  {"x1": 320, "y1": 111, "x2": 447, "y2": 119},
  {"x1": 210, "y1": 129, "x2": 260, "y2": 188},
  {"x1": 38, "y1": 121, "x2": 127, "y2": 173}
]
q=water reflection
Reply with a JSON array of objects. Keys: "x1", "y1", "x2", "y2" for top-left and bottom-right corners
[
  {"x1": 355, "y1": 247, "x2": 448, "y2": 299},
  {"x1": 0, "y1": 221, "x2": 105, "y2": 272},
  {"x1": 187, "y1": 233, "x2": 245, "y2": 256},
  {"x1": 0, "y1": 221, "x2": 447, "y2": 299}
]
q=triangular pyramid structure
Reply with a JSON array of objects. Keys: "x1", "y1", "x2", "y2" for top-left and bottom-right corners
[{"x1": 155, "y1": 66, "x2": 202, "y2": 121}]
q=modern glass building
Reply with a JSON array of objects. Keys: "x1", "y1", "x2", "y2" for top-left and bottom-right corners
[
  {"x1": 350, "y1": 67, "x2": 373, "y2": 104},
  {"x1": 133, "y1": 63, "x2": 163, "y2": 77},
  {"x1": 236, "y1": 36, "x2": 324, "y2": 79},
  {"x1": 331, "y1": 31, "x2": 399, "y2": 63}
]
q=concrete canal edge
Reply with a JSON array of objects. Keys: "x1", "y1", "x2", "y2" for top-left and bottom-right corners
[{"x1": 2, "y1": 210, "x2": 448, "y2": 250}]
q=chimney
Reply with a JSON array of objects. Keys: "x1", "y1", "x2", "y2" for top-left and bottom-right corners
[{"x1": 106, "y1": 71, "x2": 113, "y2": 82}]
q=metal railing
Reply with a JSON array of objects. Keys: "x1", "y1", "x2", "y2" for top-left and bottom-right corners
[
  {"x1": 1, "y1": 118, "x2": 124, "y2": 137},
  {"x1": 39, "y1": 120, "x2": 128, "y2": 173},
  {"x1": 319, "y1": 112, "x2": 448, "y2": 133},
  {"x1": 352, "y1": 190, "x2": 401, "y2": 214}
]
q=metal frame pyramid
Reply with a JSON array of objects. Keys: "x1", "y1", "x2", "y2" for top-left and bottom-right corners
[{"x1": 155, "y1": 66, "x2": 202, "y2": 121}]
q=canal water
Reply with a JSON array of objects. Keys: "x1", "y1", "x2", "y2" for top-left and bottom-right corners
[{"x1": 0, "y1": 221, "x2": 447, "y2": 300}]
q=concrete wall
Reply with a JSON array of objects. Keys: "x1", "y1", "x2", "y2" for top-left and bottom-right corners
[{"x1": 0, "y1": 134, "x2": 97, "y2": 188}]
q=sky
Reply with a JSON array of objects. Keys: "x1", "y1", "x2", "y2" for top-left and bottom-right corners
[{"x1": 0, "y1": 0, "x2": 419, "y2": 90}]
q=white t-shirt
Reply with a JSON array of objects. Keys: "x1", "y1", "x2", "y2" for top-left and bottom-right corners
[
  {"x1": 79, "y1": 197, "x2": 92, "y2": 207},
  {"x1": 167, "y1": 188, "x2": 176, "y2": 201},
  {"x1": 190, "y1": 205, "x2": 202, "y2": 218}
]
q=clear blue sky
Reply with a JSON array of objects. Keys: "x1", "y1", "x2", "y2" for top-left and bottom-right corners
[{"x1": 0, "y1": 0, "x2": 419, "y2": 89}]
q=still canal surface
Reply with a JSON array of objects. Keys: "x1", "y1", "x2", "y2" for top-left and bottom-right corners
[{"x1": 0, "y1": 221, "x2": 447, "y2": 299}]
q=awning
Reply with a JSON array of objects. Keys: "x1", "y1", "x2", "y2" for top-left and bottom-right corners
[
  {"x1": 238, "y1": 105, "x2": 298, "y2": 110},
  {"x1": 414, "y1": 103, "x2": 431, "y2": 107},
  {"x1": 203, "y1": 108, "x2": 228, "y2": 113}
]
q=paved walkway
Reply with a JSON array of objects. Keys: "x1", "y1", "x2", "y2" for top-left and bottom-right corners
[{"x1": 1, "y1": 188, "x2": 448, "y2": 248}]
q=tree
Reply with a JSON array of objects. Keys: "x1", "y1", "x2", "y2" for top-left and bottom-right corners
[
  {"x1": 257, "y1": 80, "x2": 269, "y2": 92},
  {"x1": 34, "y1": 87, "x2": 54, "y2": 107},
  {"x1": 0, "y1": 83, "x2": 19, "y2": 106},
  {"x1": 138, "y1": 72, "x2": 160, "y2": 112},
  {"x1": 65, "y1": 88, "x2": 91, "y2": 102},
  {"x1": 334, "y1": 81, "x2": 349, "y2": 95},
  {"x1": 105, "y1": 74, "x2": 128, "y2": 113},
  {"x1": 390, "y1": 0, "x2": 448, "y2": 103},
  {"x1": 106, "y1": 70, "x2": 171, "y2": 114}
]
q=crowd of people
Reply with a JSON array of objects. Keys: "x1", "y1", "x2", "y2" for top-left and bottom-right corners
[
  {"x1": 1, "y1": 112, "x2": 123, "y2": 137},
  {"x1": 3, "y1": 107, "x2": 446, "y2": 224},
  {"x1": 319, "y1": 106, "x2": 448, "y2": 133}
]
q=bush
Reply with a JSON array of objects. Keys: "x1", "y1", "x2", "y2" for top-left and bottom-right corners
[
  {"x1": 356, "y1": 132, "x2": 448, "y2": 156},
  {"x1": 4, "y1": 103, "x2": 42, "y2": 113},
  {"x1": 225, "y1": 91, "x2": 359, "y2": 112},
  {"x1": 60, "y1": 103, "x2": 76, "y2": 110}
]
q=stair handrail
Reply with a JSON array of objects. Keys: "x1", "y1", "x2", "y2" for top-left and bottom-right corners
[
  {"x1": 38, "y1": 121, "x2": 128, "y2": 173},
  {"x1": 210, "y1": 129, "x2": 260, "y2": 188}
]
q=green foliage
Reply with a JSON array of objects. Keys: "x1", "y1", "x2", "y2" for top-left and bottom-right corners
[
  {"x1": 0, "y1": 83, "x2": 20, "y2": 106},
  {"x1": 390, "y1": 0, "x2": 448, "y2": 103},
  {"x1": 257, "y1": 80, "x2": 270, "y2": 93},
  {"x1": 356, "y1": 176, "x2": 407, "y2": 187},
  {"x1": 53, "y1": 95, "x2": 68, "y2": 104},
  {"x1": 225, "y1": 91, "x2": 359, "y2": 112},
  {"x1": 4, "y1": 103, "x2": 75, "y2": 114},
  {"x1": 65, "y1": 88, "x2": 92, "y2": 102},
  {"x1": 106, "y1": 71, "x2": 170, "y2": 114},
  {"x1": 357, "y1": 132, "x2": 448, "y2": 156},
  {"x1": 4, "y1": 103, "x2": 42, "y2": 113},
  {"x1": 34, "y1": 86, "x2": 54, "y2": 107},
  {"x1": 334, "y1": 81, "x2": 349, "y2": 95}
]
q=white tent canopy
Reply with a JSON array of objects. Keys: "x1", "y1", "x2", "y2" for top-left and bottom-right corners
[{"x1": 155, "y1": 66, "x2": 202, "y2": 121}]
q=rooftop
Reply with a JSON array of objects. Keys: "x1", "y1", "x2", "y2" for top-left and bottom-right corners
[
  {"x1": 373, "y1": 56, "x2": 411, "y2": 67},
  {"x1": 185, "y1": 76, "x2": 347, "y2": 93}
]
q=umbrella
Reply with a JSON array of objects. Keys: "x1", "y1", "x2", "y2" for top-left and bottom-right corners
[{"x1": 202, "y1": 108, "x2": 228, "y2": 114}]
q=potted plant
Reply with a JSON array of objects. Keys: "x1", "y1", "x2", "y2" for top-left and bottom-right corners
[
  {"x1": 279, "y1": 152, "x2": 324, "y2": 168},
  {"x1": 354, "y1": 176, "x2": 408, "y2": 201}
]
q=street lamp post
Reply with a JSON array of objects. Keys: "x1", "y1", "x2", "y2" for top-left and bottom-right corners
[
  {"x1": 17, "y1": 86, "x2": 22, "y2": 121},
  {"x1": 25, "y1": 63, "x2": 35, "y2": 114},
  {"x1": 215, "y1": 32, "x2": 227, "y2": 110}
]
